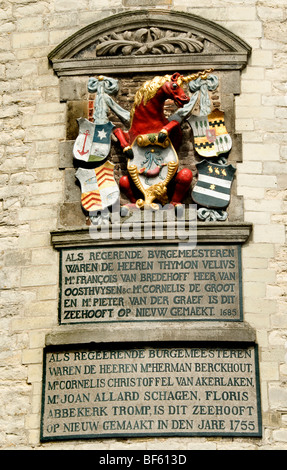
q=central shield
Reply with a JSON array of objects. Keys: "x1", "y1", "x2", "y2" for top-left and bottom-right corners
[{"x1": 126, "y1": 134, "x2": 179, "y2": 208}]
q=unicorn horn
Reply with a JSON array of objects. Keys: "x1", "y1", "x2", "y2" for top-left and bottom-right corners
[{"x1": 180, "y1": 69, "x2": 214, "y2": 84}]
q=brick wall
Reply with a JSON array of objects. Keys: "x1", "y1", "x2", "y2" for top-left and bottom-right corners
[{"x1": 0, "y1": 0, "x2": 286, "y2": 449}]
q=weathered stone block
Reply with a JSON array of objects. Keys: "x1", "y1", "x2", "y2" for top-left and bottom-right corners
[
  {"x1": 123, "y1": 0, "x2": 171, "y2": 5},
  {"x1": 59, "y1": 77, "x2": 89, "y2": 102},
  {"x1": 59, "y1": 140, "x2": 74, "y2": 169},
  {"x1": 21, "y1": 265, "x2": 58, "y2": 287},
  {"x1": 59, "y1": 202, "x2": 86, "y2": 228},
  {"x1": 66, "y1": 101, "x2": 88, "y2": 140},
  {"x1": 64, "y1": 168, "x2": 80, "y2": 202}
]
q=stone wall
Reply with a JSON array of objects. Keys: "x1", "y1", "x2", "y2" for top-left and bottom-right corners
[{"x1": 0, "y1": 0, "x2": 286, "y2": 450}]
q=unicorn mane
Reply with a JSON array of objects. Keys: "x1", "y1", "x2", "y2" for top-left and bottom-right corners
[{"x1": 130, "y1": 74, "x2": 172, "y2": 124}]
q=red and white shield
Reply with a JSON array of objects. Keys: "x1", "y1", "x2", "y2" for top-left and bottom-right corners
[{"x1": 76, "y1": 161, "x2": 119, "y2": 213}]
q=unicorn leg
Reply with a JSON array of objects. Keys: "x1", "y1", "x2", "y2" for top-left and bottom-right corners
[
  {"x1": 119, "y1": 176, "x2": 137, "y2": 203},
  {"x1": 159, "y1": 120, "x2": 183, "y2": 150},
  {"x1": 113, "y1": 128, "x2": 134, "y2": 158},
  {"x1": 170, "y1": 168, "x2": 193, "y2": 205}
]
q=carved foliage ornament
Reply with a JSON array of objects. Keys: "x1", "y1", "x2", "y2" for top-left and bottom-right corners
[{"x1": 96, "y1": 28, "x2": 205, "y2": 56}]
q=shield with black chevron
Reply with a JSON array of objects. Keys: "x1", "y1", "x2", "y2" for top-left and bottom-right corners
[
  {"x1": 188, "y1": 109, "x2": 232, "y2": 158},
  {"x1": 192, "y1": 160, "x2": 236, "y2": 209},
  {"x1": 75, "y1": 161, "x2": 119, "y2": 213}
]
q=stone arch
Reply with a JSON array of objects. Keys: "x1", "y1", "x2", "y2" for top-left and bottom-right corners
[{"x1": 48, "y1": 9, "x2": 251, "y2": 76}]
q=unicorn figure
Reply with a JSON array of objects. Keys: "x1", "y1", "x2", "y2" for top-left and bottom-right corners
[{"x1": 113, "y1": 71, "x2": 212, "y2": 209}]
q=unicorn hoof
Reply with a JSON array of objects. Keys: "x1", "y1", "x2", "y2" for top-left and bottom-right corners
[
  {"x1": 158, "y1": 130, "x2": 168, "y2": 143},
  {"x1": 169, "y1": 202, "x2": 184, "y2": 217},
  {"x1": 123, "y1": 147, "x2": 134, "y2": 159},
  {"x1": 175, "y1": 203, "x2": 184, "y2": 217},
  {"x1": 120, "y1": 204, "x2": 139, "y2": 216}
]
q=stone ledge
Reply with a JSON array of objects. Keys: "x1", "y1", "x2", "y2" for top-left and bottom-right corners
[
  {"x1": 45, "y1": 321, "x2": 256, "y2": 347},
  {"x1": 52, "y1": 54, "x2": 249, "y2": 76},
  {"x1": 51, "y1": 222, "x2": 253, "y2": 248}
]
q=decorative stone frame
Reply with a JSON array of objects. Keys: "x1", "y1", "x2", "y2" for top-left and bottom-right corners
[
  {"x1": 44, "y1": 13, "x2": 259, "y2": 439},
  {"x1": 49, "y1": 8, "x2": 252, "y2": 238}
]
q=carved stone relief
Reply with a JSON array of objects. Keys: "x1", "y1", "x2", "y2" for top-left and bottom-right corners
[
  {"x1": 84, "y1": 28, "x2": 205, "y2": 57},
  {"x1": 48, "y1": 10, "x2": 251, "y2": 228}
]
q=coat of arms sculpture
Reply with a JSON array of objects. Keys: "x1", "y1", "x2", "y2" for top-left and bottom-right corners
[{"x1": 73, "y1": 70, "x2": 235, "y2": 224}]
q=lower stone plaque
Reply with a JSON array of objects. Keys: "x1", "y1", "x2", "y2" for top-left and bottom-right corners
[{"x1": 40, "y1": 343, "x2": 262, "y2": 441}]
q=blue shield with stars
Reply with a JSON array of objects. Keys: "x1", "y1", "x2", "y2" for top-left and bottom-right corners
[{"x1": 73, "y1": 117, "x2": 114, "y2": 163}]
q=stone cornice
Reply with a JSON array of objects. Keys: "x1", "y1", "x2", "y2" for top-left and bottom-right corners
[
  {"x1": 45, "y1": 321, "x2": 256, "y2": 347},
  {"x1": 50, "y1": 222, "x2": 253, "y2": 248}
]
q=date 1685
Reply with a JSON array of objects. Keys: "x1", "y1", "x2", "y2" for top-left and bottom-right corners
[{"x1": 220, "y1": 308, "x2": 237, "y2": 316}]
